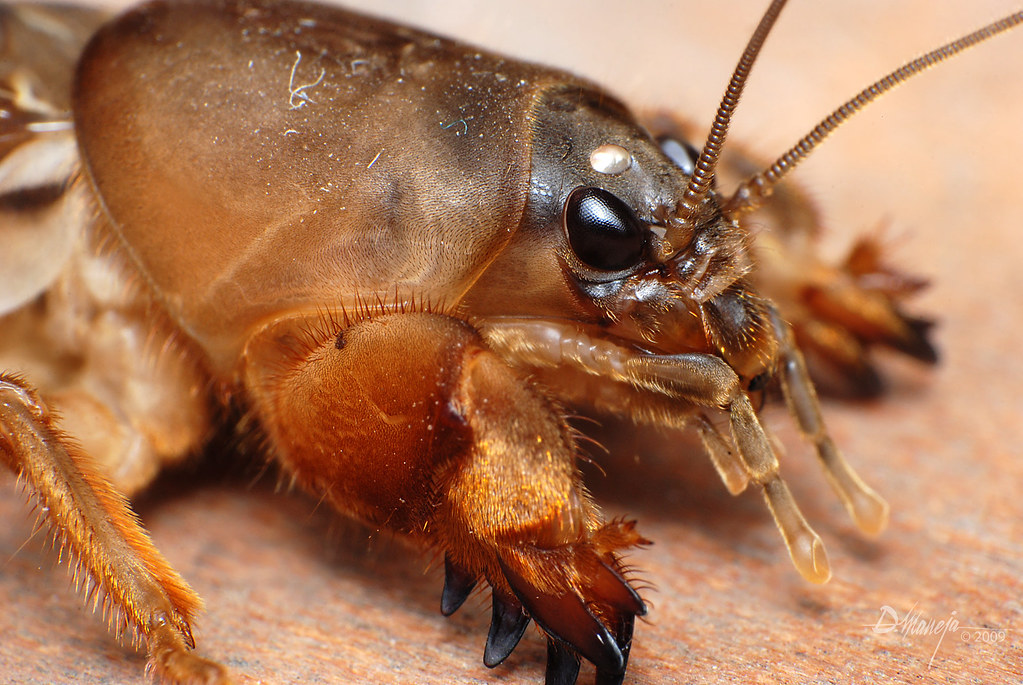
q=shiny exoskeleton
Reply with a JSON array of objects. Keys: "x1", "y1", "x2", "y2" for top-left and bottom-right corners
[{"x1": 2, "y1": 1, "x2": 1019, "y2": 683}]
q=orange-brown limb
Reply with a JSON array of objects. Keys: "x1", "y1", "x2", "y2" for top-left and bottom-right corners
[
  {"x1": 0, "y1": 373, "x2": 228, "y2": 684},
  {"x1": 242, "y1": 311, "x2": 646, "y2": 678}
]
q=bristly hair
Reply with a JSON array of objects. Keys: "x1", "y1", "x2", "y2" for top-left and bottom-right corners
[{"x1": 2, "y1": 375, "x2": 204, "y2": 655}]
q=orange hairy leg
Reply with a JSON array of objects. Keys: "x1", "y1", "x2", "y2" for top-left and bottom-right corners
[
  {"x1": 0, "y1": 374, "x2": 227, "y2": 683},
  {"x1": 242, "y1": 311, "x2": 647, "y2": 680}
]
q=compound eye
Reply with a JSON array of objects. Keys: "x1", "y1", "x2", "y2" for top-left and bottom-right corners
[
  {"x1": 564, "y1": 186, "x2": 646, "y2": 271},
  {"x1": 658, "y1": 136, "x2": 701, "y2": 176}
]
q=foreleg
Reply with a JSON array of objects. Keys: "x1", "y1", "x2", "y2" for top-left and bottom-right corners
[{"x1": 243, "y1": 311, "x2": 646, "y2": 684}]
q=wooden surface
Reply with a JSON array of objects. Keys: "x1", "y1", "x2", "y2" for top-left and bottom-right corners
[{"x1": 2, "y1": 1, "x2": 1022, "y2": 683}]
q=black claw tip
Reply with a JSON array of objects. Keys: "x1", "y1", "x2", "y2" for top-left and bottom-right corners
[
  {"x1": 440, "y1": 555, "x2": 477, "y2": 617},
  {"x1": 596, "y1": 611, "x2": 636, "y2": 685},
  {"x1": 900, "y1": 315, "x2": 939, "y2": 364},
  {"x1": 595, "y1": 667, "x2": 627, "y2": 685},
  {"x1": 545, "y1": 639, "x2": 581, "y2": 685},
  {"x1": 483, "y1": 593, "x2": 530, "y2": 668},
  {"x1": 499, "y1": 557, "x2": 624, "y2": 674}
]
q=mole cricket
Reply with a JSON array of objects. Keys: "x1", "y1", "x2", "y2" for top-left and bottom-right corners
[{"x1": 1, "y1": 0, "x2": 1023, "y2": 682}]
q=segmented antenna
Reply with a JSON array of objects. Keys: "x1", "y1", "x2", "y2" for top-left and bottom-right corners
[
  {"x1": 724, "y1": 10, "x2": 1023, "y2": 217},
  {"x1": 664, "y1": 0, "x2": 789, "y2": 253}
]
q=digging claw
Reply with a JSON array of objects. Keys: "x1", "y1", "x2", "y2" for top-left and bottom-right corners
[
  {"x1": 440, "y1": 554, "x2": 477, "y2": 616},
  {"x1": 483, "y1": 593, "x2": 531, "y2": 667},
  {"x1": 596, "y1": 611, "x2": 636, "y2": 685},
  {"x1": 595, "y1": 668, "x2": 627, "y2": 685},
  {"x1": 446, "y1": 521, "x2": 647, "y2": 681},
  {"x1": 499, "y1": 556, "x2": 623, "y2": 673},
  {"x1": 498, "y1": 554, "x2": 644, "y2": 678},
  {"x1": 545, "y1": 639, "x2": 581, "y2": 685},
  {"x1": 896, "y1": 315, "x2": 938, "y2": 363}
]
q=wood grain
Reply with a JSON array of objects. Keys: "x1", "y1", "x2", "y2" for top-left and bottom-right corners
[{"x1": 2, "y1": 2, "x2": 1022, "y2": 683}]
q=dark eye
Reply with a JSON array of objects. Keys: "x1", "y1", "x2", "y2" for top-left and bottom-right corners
[
  {"x1": 657, "y1": 136, "x2": 700, "y2": 175},
  {"x1": 564, "y1": 187, "x2": 646, "y2": 271}
]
